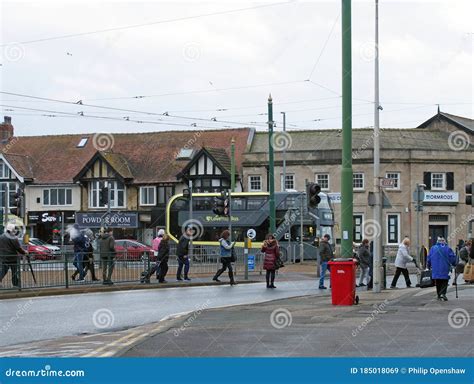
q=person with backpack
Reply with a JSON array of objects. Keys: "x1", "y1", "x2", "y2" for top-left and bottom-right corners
[
  {"x1": 357, "y1": 239, "x2": 371, "y2": 287},
  {"x1": 390, "y1": 237, "x2": 414, "y2": 289},
  {"x1": 427, "y1": 237, "x2": 456, "y2": 301},
  {"x1": 454, "y1": 239, "x2": 471, "y2": 285},
  {"x1": 262, "y1": 234, "x2": 280, "y2": 289},
  {"x1": 212, "y1": 230, "x2": 236, "y2": 285}
]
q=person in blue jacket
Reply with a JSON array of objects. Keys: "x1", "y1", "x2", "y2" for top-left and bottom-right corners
[{"x1": 427, "y1": 237, "x2": 456, "y2": 301}]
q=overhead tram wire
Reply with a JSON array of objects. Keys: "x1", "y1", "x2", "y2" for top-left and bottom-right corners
[{"x1": 0, "y1": 1, "x2": 293, "y2": 47}]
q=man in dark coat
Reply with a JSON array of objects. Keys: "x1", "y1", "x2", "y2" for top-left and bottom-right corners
[
  {"x1": 98, "y1": 228, "x2": 116, "y2": 285},
  {"x1": 357, "y1": 239, "x2": 371, "y2": 287},
  {"x1": 176, "y1": 227, "x2": 192, "y2": 281},
  {"x1": 0, "y1": 223, "x2": 27, "y2": 287},
  {"x1": 318, "y1": 234, "x2": 334, "y2": 289}
]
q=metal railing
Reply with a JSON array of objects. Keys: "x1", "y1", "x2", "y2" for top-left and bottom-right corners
[{"x1": 0, "y1": 249, "x2": 265, "y2": 291}]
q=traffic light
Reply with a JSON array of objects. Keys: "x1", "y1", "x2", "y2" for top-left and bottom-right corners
[
  {"x1": 307, "y1": 182, "x2": 321, "y2": 208},
  {"x1": 100, "y1": 186, "x2": 109, "y2": 206},
  {"x1": 213, "y1": 191, "x2": 229, "y2": 216},
  {"x1": 10, "y1": 188, "x2": 23, "y2": 217},
  {"x1": 466, "y1": 183, "x2": 474, "y2": 206}
]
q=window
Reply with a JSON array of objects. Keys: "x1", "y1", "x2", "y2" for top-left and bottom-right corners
[
  {"x1": 176, "y1": 148, "x2": 194, "y2": 159},
  {"x1": 140, "y1": 186, "x2": 156, "y2": 206},
  {"x1": 0, "y1": 162, "x2": 10, "y2": 179},
  {"x1": 157, "y1": 186, "x2": 174, "y2": 205},
  {"x1": 353, "y1": 214, "x2": 364, "y2": 242},
  {"x1": 249, "y1": 175, "x2": 262, "y2": 192},
  {"x1": 386, "y1": 214, "x2": 400, "y2": 245},
  {"x1": 353, "y1": 173, "x2": 365, "y2": 190},
  {"x1": 281, "y1": 174, "x2": 295, "y2": 190},
  {"x1": 89, "y1": 181, "x2": 125, "y2": 208},
  {"x1": 77, "y1": 138, "x2": 88, "y2": 148},
  {"x1": 431, "y1": 173, "x2": 445, "y2": 190},
  {"x1": 385, "y1": 172, "x2": 400, "y2": 190},
  {"x1": 316, "y1": 174, "x2": 330, "y2": 190},
  {"x1": 43, "y1": 188, "x2": 73, "y2": 206}
]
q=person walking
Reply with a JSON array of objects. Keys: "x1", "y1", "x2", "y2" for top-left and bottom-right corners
[
  {"x1": 454, "y1": 239, "x2": 471, "y2": 285},
  {"x1": 76, "y1": 229, "x2": 99, "y2": 282},
  {"x1": 68, "y1": 224, "x2": 87, "y2": 282},
  {"x1": 390, "y1": 237, "x2": 414, "y2": 289},
  {"x1": 262, "y1": 234, "x2": 280, "y2": 289},
  {"x1": 98, "y1": 228, "x2": 116, "y2": 285},
  {"x1": 157, "y1": 234, "x2": 170, "y2": 283},
  {"x1": 0, "y1": 224, "x2": 27, "y2": 287},
  {"x1": 152, "y1": 229, "x2": 165, "y2": 279},
  {"x1": 427, "y1": 237, "x2": 456, "y2": 301},
  {"x1": 357, "y1": 239, "x2": 371, "y2": 287},
  {"x1": 213, "y1": 230, "x2": 236, "y2": 285},
  {"x1": 176, "y1": 227, "x2": 192, "y2": 281},
  {"x1": 318, "y1": 234, "x2": 334, "y2": 289}
]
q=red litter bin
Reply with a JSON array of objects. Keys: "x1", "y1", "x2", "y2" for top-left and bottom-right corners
[{"x1": 328, "y1": 258, "x2": 359, "y2": 306}]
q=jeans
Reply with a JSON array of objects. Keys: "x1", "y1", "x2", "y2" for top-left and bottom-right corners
[
  {"x1": 391, "y1": 267, "x2": 411, "y2": 287},
  {"x1": 177, "y1": 257, "x2": 190, "y2": 279},
  {"x1": 101, "y1": 256, "x2": 115, "y2": 282},
  {"x1": 359, "y1": 266, "x2": 369, "y2": 285},
  {"x1": 319, "y1": 261, "x2": 330, "y2": 287},
  {"x1": 73, "y1": 252, "x2": 85, "y2": 280},
  {"x1": 0, "y1": 260, "x2": 19, "y2": 287}
]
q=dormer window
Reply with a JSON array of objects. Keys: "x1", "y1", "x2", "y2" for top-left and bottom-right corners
[
  {"x1": 176, "y1": 148, "x2": 194, "y2": 159},
  {"x1": 77, "y1": 138, "x2": 88, "y2": 148}
]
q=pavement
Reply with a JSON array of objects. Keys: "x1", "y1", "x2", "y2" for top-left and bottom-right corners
[{"x1": 122, "y1": 284, "x2": 473, "y2": 357}]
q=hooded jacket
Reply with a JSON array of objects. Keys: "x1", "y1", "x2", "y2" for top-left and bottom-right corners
[
  {"x1": 357, "y1": 244, "x2": 371, "y2": 268},
  {"x1": 394, "y1": 243, "x2": 413, "y2": 269},
  {"x1": 262, "y1": 239, "x2": 280, "y2": 270},
  {"x1": 98, "y1": 233, "x2": 116, "y2": 258},
  {"x1": 319, "y1": 240, "x2": 334, "y2": 263},
  {"x1": 0, "y1": 231, "x2": 26, "y2": 262},
  {"x1": 427, "y1": 242, "x2": 456, "y2": 280}
]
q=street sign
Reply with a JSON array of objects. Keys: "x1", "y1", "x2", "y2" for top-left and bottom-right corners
[
  {"x1": 247, "y1": 228, "x2": 256, "y2": 240},
  {"x1": 248, "y1": 255, "x2": 255, "y2": 271},
  {"x1": 380, "y1": 178, "x2": 396, "y2": 188}
]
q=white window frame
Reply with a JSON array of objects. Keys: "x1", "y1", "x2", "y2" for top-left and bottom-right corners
[
  {"x1": 353, "y1": 172, "x2": 365, "y2": 191},
  {"x1": 0, "y1": 162, "x2": 10, "y2": 179},
  {"x1": 385, "y1": 172, "x2": 401, "y2": 190},
  {"x1": 431, "y1": 173, "x2": 446, "y2": 191},
  {"x1": 139, "y1": 186, "x2": 156, "y2": 206},
  {"x1": 353, "y1": 214, "x2": 364, "y2": 243},
  {"x1": 386, "y1": 213, "x2": 401, "y2": 245},
  {"x1": 43, "y1": 188, "x2": 73, "y2": 207},
  {"x1": 0, "y1": 182, "x2": 18, "y2": 208},
  {"x1": 281, "y1": 174, "x2": 295, "y2": 191},
  {"x1": 248, "y1": 175, "x2": 262, "y2": 192},
  {"x1": 315, "y1": 173, "x2": 330, "y2": 191},
  {"x1": 89, "y1": 180, "x2": 126, "y2": 209}
]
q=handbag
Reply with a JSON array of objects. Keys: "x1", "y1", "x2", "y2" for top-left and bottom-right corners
[
  {"x1": 275, "y1": 257, "x2": 284, "y2": 269},
  {"x1": 419, "y1": 269, "x2": 434, "y2": 288}
]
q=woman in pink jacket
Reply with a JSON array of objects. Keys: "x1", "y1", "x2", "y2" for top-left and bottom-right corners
[{"x1": 262, "y1": 234, "x2": 280, "y2": 289}]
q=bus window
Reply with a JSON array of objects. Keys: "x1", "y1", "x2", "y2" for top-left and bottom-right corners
[
  {"x1": 247, "y1": 197, "x2": 265, "y2": 210},
  {"x1": 231, "y1": 198, "x2": 245, "y2": 211}
]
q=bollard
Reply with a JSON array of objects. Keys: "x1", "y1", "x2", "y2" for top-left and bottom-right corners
[{"x1": 382, "y1": 257, "x2": 387, "y2": 290}]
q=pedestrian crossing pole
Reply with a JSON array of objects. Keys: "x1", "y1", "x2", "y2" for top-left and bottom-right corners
[{"x1": 268, "y1": 95, "x2": 276, "y2": 234}]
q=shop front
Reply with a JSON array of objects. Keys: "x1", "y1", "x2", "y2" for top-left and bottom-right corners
[
  {"x1": 27, "y1": 211, "x2": 76, "y2": 244},
  {"x1": 75, "y1": 211, "x2": 139, "y2": 240}
]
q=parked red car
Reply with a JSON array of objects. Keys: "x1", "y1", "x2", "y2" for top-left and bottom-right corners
[
  {"x1": 114, "y1": 239, "x2": 155, "y2": 261},
  {"x1": 19, "y1": 240, "x2": 55, "y2": 261}
]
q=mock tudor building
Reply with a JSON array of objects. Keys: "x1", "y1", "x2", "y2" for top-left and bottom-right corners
[{"x1": 242, "y1": 111, "x2": 474, "y2": 254}]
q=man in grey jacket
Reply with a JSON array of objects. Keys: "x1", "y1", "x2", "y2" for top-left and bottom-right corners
[
  {"x1": 319, "y1": 234, "x2": 334, "y2": 289},
  {"x1": 98, "y1": 228, "x2": 116, "y2": 285}
]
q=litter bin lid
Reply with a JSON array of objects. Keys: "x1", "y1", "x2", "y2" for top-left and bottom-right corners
[{"x1": 331, "y1": 258, "x2": 354, "y2": 262}]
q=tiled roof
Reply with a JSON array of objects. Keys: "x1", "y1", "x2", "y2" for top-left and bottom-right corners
[
  {"x1": 440, "y1": 112, "x2": 474, "y2": 132},
  {"x1": 417, "y1": 111, "x2": 474, "y2": 133},
  {"x1": 205, "y1": 147, "x2": 231, "y2": 174},
  {"x1": 0, "y1": 128, "x2": 252, "y2": 184},
  {"x1": 3, "y1": 153, "x2": 35, "y2": 180},
  {"x1": 248, "y1": 127, "x2": 473, "y2": 153}
]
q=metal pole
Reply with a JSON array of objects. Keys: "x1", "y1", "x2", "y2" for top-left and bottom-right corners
[
  {"x1": 188, "y1": 180, "x2": 193, "y2": 259},
  {"x1": 416, "y1": 185, "x2": 420, "y2": 268},
  {"x1": 373, "y1": 0, "x2": 383, "y2": 293},
  {"x1": 228, "y1": 190, "x2": 232, "y2": 242},
  {"x1": 281, "y1": 112, "x2": 286, "y2": 192},
  {"x1": 341, "y1": 0, "x2": 354, "y2": 257},
  {"x1": 244, "y1": 237, "x2": 249, "y2": 280},
  {"x1": 230, "y1": 138, "x2": 236, "y2": 193},
  {"x1": 300, "y1": 193, "x2": 304, "y2": 262},
  {"x1": 268, "y1": 95, "x2": 276, "y2": 234},
  {"x1": 62, "y1": 211, "x2": 68, "y2": 289}
]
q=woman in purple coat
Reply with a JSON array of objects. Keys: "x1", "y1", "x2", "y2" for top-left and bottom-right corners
[
  {"x1": 262, "y1": 234, "x2": 280, "y2": 289},
  {"x1": 427, "y1": 237, "x2": 456, "y2": 301}
]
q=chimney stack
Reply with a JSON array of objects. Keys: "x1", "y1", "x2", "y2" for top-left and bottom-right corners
[{"x1": 0, "y1": 116, "x2": 14, "y2": 142}]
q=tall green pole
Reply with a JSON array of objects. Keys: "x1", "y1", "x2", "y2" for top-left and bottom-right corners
[
  {"x1": 341, "y1": 0, "x2": 353, "y2": 257},
  {"x1": 230, "y1": 137, "x2": 236, "y2": 192},
  {"x1": 268, "y1": 94, "x2": 276, "y2": 234}
]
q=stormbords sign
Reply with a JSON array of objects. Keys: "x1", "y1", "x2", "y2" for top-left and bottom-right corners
[{"x1": 75, "y1": 212, "x2": 138, "y2": 228}]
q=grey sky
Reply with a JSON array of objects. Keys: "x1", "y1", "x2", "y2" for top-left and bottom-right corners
[{"x1": 0, "y1": 0, "x2": 472, "y2": 136}]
